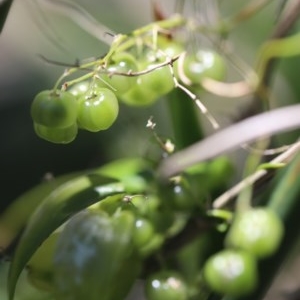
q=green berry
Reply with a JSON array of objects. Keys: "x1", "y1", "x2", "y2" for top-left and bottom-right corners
[
  {"x1": 181, "y1": 50, "x2": 226, "y2": 85},
  {"x1": 225, "y1": 208, "x2": 284, "y2": 258},
  {"x1": 77, "y1": 86, "x2": 119, "y2": 132},
  {"x1": 68, "y1": 81, "x2": 90, "y2": 98},
  {"x1": 34, "y1": 122, "x2": 78, "y2": 144},
  {"x1": 98, "y1": 52, "x2": 138, "y2": 95},
  {"x1": 132, "y1": 217, "x2": 155, "y2": 248},
  {"x1": 31, "y1": 90, "x2": 78, "y2": 128},
  {"x1": 119, "y1": 77, "x2": 158, "y2": 106},
  {"x1": 145, "y1": 271, "x2": 188, "y2": 300},
  {"x1": 203, "y1": 249, "x2": 258, "y2": 297}
]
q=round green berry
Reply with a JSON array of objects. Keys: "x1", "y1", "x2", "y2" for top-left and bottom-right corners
[
  {"x1": 132, "y1": 217, "x2": 155, "y2": 249},
  {"x1": 34, "y1": 122, "x2": 78, "y2": 144},
  {"x1": 77, "y1": 86, "x2": 119, "y2": 132},
  {"x1": 31, "y1": 90, "x2": 78, "y2": 128},
  {"x1": 225, "y1": 208, "x2": 284, "y2": 258},
  {"x1": 181, "y1": 50, "x2": 226, "y2": 85},
  {"x1": 145, "y1": 271, "x2": 188, "y2": 300},
  {"x1": 203, "y1": 249, "x2": 258, "y2": 297}
]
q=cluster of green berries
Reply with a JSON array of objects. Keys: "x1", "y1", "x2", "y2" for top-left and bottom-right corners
[
  {"x1": 203, "y1": 207, "x2": 284, "y2": 297},
  {"x1": 30, "y1": 85, "x2": 119, "y2": 144},
  {"x1": 26, "y1": 192, "x2": 189, "y2": 300},
  {"x1": 23, "y1": 163, "x2": 285, "y2": 300},
  {"x1": 30, "y1": 36, "x2": 226, "y2": 144}
]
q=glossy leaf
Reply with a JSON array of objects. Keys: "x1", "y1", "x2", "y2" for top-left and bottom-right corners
[
  {"x1": 7, "y1": 173, "x2": 125, "y2": 300},
  {"x1": 53, "y1": 210, "x2": 137, "y2": 300}
]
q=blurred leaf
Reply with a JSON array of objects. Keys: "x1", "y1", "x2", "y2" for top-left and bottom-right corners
[
  {"x1": 158, "y1": 104, "x2": 300, "y2": 178},
  {"x1": 256, "y1": 31, "x2": 300, "y2": 81},
  {"x1": 166, "y1": 89, "x2": 204, "y2": 150},
  {"x1": 53, "y1": 210, "x2": 138, "y2": 300},
  {"x1": 0, "y1": 157, "x2": 150, "y2": 254},
  {"x1": 0, "y1": 0, "x2": 13, "y2": 33},
  {"x1": 96, "y1": 157, "x2": 151, "y2": 180},
  {"x1": 7, "y1": 173, "x2": 125, "y2": 300},
  {"x1": 0, "y1": 171, "x2": 83, "y2": 253},
  {"x1": 268, "y1": 151, "x2": 300, "y2": 218}
]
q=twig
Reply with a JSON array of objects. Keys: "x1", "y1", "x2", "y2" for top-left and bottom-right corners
[
  {"x1": 98, "y1": 54, "x2": 181, "y2": 77},
  {"x1": 273, "y1": 0, "x2": 300, "y2": 39},
  {"x1": 157, "y1": 104, "x2": 300, "y2": 179},
  {"x1": 213, "y1": 139, "x2": 300, "y2": 209}
]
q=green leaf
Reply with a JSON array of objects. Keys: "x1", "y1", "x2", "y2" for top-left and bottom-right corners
[
  {"x1": 268, "y1": 151, "x2": 300, "y2": 218},
  {"x1": 0, "y1": 0, "x2": 13, "y2": 33},
  {"x1": 0, "y1": 171, "x2": 83, "y2": 252},
  {"x1": 256, "y1": 31, "x2": 300, "y2": 81},
  {"x1": 166, "y1": 88, "x2": 204, "y2": 150},
  {"x1": 7, "y1": 173, "x2": 125, "y2": 300},
  {"x1": 0, "y1": 157, "x2": 150, "y2": 252},
  {"x1": 96, "y1": 157, "x2": 150, "y2": 179},
  {"x1": 53, "y1": 210, "x2": 137, "y2": 300}
]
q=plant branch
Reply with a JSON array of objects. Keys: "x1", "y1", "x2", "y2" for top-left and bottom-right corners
[
  {"x1": 157, "y1": 104, "x2": 300, "y2": 179},
  {"x1": 212, "y1": 139, "x2": 300, "y2": 209}
]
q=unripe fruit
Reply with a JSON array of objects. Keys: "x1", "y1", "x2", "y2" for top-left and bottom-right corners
[
  {"x1": 77, "y1": 86, "x2": 119, "y2": 132},
  {"x1": 119, "y1": 77, "x2": 158, "y2": 106},
  {"x1": 33, "y1": 122, "x2": 78, "y2": 144},
  {"x1": 145, "y1": 270, "x2": 188, "y2": 300},
  {"x1": 99, "y1": 52, "x2": 139, "y2": 95},
  {"x1": 225, "y1": 208, "x2": 284, "y2": 258},
  {"x1": 203, "y1": 249, "x2": 258, "y2": 297},
  {"x1": 139, "y1": 64, "x2": 174, "y2": 97},
  {"x1": 132, "y1": 217, "x2": 155, "y2": 249},
  {"x1": 68, "y1": 81, "x2": 90, "y2": 98},
  {"x1": 31, "y1": 90, "x2": 78, "y2": 128},
  {"x1": 180, "y1": 50, "x2": 226, "y2": 85},
  {"x1": 167, "y1": 177, "x2": 197, "y2": 211}
]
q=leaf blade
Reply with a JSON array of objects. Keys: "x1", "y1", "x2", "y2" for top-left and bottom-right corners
[{"x1": 7, "y1": 173, "x2": 125, "y2": 300}]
